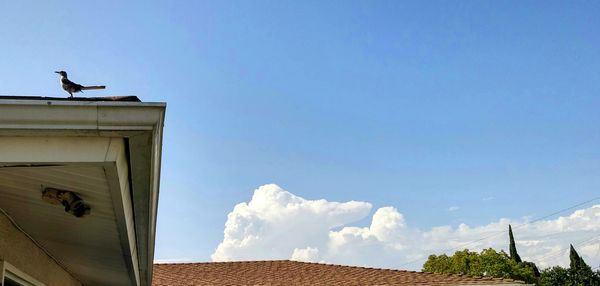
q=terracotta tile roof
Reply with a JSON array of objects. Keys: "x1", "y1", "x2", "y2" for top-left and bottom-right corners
[{"x1": 152, "y1": 260, "x2": 525, "y2": 286}]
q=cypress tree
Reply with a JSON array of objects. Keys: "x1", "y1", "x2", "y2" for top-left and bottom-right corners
[
  {"x1": 508, "y1": 225, "x2": 522, "y2": 263},
  {"x1": 569, "y1": 244, "x2": 580, "y2": 269},
  {"x1": 568, "y1": 244, "x2": 595, "y2": 285}
]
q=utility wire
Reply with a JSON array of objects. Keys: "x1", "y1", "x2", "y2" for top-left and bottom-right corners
[
  {"x1": 521, "y1": 196, "x2": 600, "y2": 225},
  {"x1": 533, "y1": 234, "x2": 600, "y2": 264},
  {"x1": 399, "y1": 196, "x2": 600, "y2": 268}
]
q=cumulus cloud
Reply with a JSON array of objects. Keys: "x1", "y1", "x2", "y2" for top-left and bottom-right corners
[
  {"x1": 212, "y1": 184, "x2": 600, "y2": 270},
  {"x1": 211, "y1": 184, "x2": 371, "y2": 262}
]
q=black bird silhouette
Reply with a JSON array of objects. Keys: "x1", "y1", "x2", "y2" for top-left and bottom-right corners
[{"x1": 55, "y1": 71, "x2": 106, "y2": 98}]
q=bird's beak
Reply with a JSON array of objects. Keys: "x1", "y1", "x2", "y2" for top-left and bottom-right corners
[{"x1": 54, "y1": 71, "x2": 60, "y2": 74}]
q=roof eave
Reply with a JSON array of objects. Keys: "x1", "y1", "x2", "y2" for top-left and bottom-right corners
[{"x1": 0, "y1": 98, "x2": 166, "y2": 286}]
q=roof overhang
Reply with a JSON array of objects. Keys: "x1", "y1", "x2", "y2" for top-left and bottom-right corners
[{"x1": 0, "y1": 97, "x2": 165, "y2": 286}]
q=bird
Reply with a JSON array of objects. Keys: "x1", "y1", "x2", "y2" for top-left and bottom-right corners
[{"x1": 54, "y1": 71, "x2": 106, "y2": 98}]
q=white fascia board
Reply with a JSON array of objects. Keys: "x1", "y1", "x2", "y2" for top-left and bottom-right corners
[
  {"x1": 0, "y1": 99, "x2": 166, "y2": 286},
  {"x1": 0, "y1": 99, "x2": 165, "y2": 133},
  {"x1": 105, "y1": 138, "x2": 141, "y2": 286}
]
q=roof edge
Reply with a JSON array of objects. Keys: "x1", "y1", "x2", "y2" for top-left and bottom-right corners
[{"x1": 0, "y1": 95, "x2": 142, "y2": 102}]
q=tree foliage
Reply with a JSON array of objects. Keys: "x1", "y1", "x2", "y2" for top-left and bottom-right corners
[
  {"x1": 422, "y1": 248, "x2": 539, "y2": 284},
  {"x1": 540, "y1": 266, "x2": 569, "y2": 286},
  {"x1": 540, "y1": 265, "x2": 600, "y2": 286},
  {"x1": 508, "y1": 224, "x2": 540, "y2": 278},
  {"x1": 421, "y1": 229, "x2": 600, "y2": 286},
  {"x1": 537, "y1": 245, "x2": 600, "y2": 286},
  {"x1": 509, "y1": 224, "x2": 522, "y2": 263}
]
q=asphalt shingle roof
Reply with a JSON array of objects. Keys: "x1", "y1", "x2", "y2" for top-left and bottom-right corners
[{"x1": 152, "y1": 260, "x2": 525, "y2": 286}]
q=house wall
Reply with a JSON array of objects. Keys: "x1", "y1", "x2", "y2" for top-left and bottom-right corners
[{"x1": 0, "y1": 210, "x2": 81, "y2": 286}]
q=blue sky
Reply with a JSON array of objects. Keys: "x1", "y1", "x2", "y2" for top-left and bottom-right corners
[{"x1": 1, "y1": 1, "x2": 600, "y2": 268}]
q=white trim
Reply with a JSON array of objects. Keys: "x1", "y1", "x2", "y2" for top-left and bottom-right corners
[
  {"x1": 104, "y1": 138, "x2": 141, "y2": 286},
  {"x1": 1, "y1": 261, "x2": 46, "y2": 286},
  {"x1": 0, "y1": 100, "x2": 165, "y2": 133}
]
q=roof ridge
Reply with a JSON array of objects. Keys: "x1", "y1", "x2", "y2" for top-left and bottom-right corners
[
  {"x1": 154, "y1": 259, "x2": 510, "y2": 277},
  {"x1": 154, "y1": 259, "x2": 415, "y2": 272},
  {"x1": 153, "y1": 260, "x2": 525, "y2": 285},
  {"x1": 154, "y1": 259, "x2": 290, "y2": 265}
]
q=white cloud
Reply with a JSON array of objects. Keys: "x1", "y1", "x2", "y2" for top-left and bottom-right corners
[
  {"x1": 212, "y1": 184, "x2": 600, "y2": 271},
  {"x1": 448, "y1": 206, "x2": 460, "y2": 212},
  {"x1": 291, "y1": 247, "x2": 320, "y2": 262},
  {"x1": 154, "y1": 258, "x2": 195, "y2": 264},
  {"x1": 211, "y1": 184, "x2": 371, "y2": 262}
]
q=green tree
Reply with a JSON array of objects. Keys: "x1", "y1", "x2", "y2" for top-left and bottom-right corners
[
  {"x1": 538, "y1": 245, "x2": 600, "y2": 286},
  {"x1": 540, "y1": 266, "x2": 569, "y2": 286},
  {"x1": 422, "y1": 248, "x2": 538, "y2": 284},
  {"x1": 569, "y1": 244, "x2": 581, "y2": 269},
  {"x1": 568, "y1": 244, "x2": 598, "y2": 286},
  {"x1": 509, "y1": 224, "x2": 522, "y2": 263},
  {"x1": 508, "y1": 225, "x2": 540, "y2": 278}
]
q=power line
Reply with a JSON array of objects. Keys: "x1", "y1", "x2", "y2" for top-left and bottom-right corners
[
  {"x1": 399, "y1": 196, "x2": 600, "y2": 268},
  {"x1": 533, "y1": 234, "x2": 600, "y2": 264},
  {"x1": 522, "y1": 196, "x2": 600, "y2": 225}
]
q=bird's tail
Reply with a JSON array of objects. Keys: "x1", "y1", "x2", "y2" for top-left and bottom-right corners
[{"x1": 81, "y1": 85, "x2": 106, "y2": 90}]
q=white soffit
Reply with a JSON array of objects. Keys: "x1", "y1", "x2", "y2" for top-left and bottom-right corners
[{"x1": 0, "y1": 137, "x2": 137, "y2": 286}]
